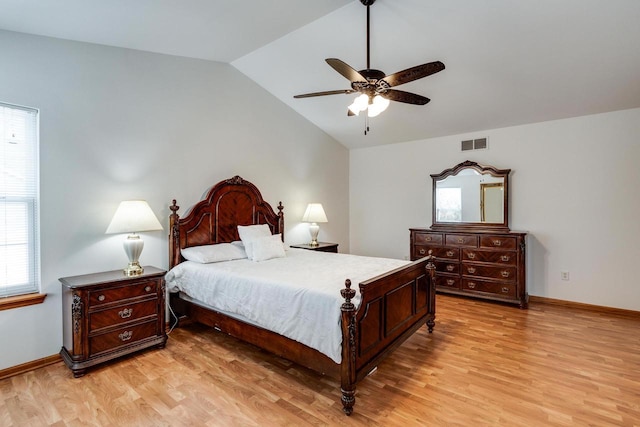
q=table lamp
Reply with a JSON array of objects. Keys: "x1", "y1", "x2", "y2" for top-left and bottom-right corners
[
  {"x1": 106, "y1": 200, "x2": 163, "y2": 276},
  {"x1": 301, "y1": 203, "x2": 328, "y2": 247}
]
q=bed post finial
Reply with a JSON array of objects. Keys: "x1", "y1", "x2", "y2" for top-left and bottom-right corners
[
  {"x1": 169, "y1": 200, "x2": 181, "y2": 269},
  {"x1": 426, "y1": 250, "x2": 437, "y2": 333},
  {"x1": 340, "y1": 278, "x2": 357, "y2": 415},
  {"x1": 277, "y1": 201, "x2": 284, "y2": 241}
]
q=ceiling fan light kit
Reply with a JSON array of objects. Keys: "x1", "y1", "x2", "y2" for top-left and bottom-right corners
[{"x1": 294, "y1": 0, "x2": 445, "y2": 131}]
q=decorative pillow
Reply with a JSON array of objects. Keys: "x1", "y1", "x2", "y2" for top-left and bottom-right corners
[
  {"x1": 181, "y1": 243, "x2": 247, "y2": 264},
  {"x1": 250, "y1": 234, "x2": 286, "y2": 262},
  {"x1": 237, "y1": 224, "x2": 272, "y2": 259}
]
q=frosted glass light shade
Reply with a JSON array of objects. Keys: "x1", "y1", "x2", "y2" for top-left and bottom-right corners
[{"x1": 106, "y1": 200, "x2": 163, "y2": 276}]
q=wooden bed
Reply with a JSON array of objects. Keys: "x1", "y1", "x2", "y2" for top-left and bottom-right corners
[{"x1": 168, "y1": 175, "x2": 436, "y2": 415}]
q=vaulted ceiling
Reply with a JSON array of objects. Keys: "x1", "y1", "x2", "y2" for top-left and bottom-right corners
[{"x1": 2, "y1": 0, "x2": 639, "y2": 149}]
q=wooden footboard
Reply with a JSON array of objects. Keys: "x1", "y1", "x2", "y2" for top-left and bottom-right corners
[{"x1": 340, "y1": 255, "x2": 436, "y2": 415}]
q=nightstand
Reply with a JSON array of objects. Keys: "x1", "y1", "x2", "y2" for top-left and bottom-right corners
[
  {"x1": 60, "y1": 266, "x2": 167, "y2": 377},
  {"x1": 290, "y1": 242, "x2": 339, "y2": 253}
]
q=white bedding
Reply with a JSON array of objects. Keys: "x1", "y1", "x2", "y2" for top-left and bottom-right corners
[{"x1": 165, "y1": 248, "x2": 409, "y2": 363}]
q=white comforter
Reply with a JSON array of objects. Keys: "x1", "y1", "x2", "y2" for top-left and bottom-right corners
[{"x1": 165, "y1": 248, "x2": 408, "y2": 363}]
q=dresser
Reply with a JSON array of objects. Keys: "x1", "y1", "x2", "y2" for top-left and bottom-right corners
[
  {"x1": 410, "y1": 229, "x2": 527, "y2": 308},
  {"x1": 60, "y1": 266, "x2": 167, "y2": 377}
]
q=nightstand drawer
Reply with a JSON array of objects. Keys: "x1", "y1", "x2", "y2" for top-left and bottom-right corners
[
  {"x1": 89, "y1": 320, "x2": 158, "y2": 356},
  {"x1": 89, "y1": 280, "x2": 158, "y2": 307},
  {"x1": 90, "y1": 298, "x2": 158, "y2": 332}
]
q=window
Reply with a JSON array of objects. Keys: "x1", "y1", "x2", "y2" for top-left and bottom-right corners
[
  {"x1": 435, "y1": 187, "x2": 462, "y2": 222},
  {"x1": 0, "y1": 102, "x2": 40, "y2": 298}
]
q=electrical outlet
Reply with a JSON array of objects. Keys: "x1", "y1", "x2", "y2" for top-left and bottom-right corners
[{"x1": 561, "y1": 271, "x2": 570, "y2": 281}]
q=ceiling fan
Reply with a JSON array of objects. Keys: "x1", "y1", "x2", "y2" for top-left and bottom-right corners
[{"x1": 293, "y1": 0, "x2": 445, "y2": 120}]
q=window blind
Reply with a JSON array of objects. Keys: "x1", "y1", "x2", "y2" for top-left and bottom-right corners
[{"x1": 0, "y1": 102, "x2": 40, "y2": 297}]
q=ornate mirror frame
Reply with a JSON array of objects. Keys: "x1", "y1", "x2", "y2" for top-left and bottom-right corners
[{"x1": 431, "y1": 160, "x2": 511, "y2": 232}]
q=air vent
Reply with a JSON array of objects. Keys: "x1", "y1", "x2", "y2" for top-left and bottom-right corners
[{"x1": 461, "y1": 137, "x2": 488, "y2": 151}]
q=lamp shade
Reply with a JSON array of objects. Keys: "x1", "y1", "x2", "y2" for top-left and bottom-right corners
[
  {"x1": 301, "y1": 203, "x2": 328, "y2": 223},
  {"x1": 106, "y1": 200, "x2": 163, "y2": 234}
]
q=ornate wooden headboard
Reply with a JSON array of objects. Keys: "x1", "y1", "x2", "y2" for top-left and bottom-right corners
[{"x1": 168, "y1": 176, "x2": 284, "y2": 269}]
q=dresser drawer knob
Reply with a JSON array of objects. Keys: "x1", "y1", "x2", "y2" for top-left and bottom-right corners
[
  {"x1": 457, "y1": 238, "x2": 464, "y2": 244},
  {"x1": 467, "y1": 252, "x2": 476, "y2": 259},
  {"x1": 446, "y1": 279, "x2": 455, "y2": 286},
  {"x1": 425, "y1": 237, "x2": 432, "y2": 241},
  {"x1": 501, "y1": 271, "x2": 510, "y2": 278},
  {"x1": 493, "y1": 240, "x2": 502, "y2": 246},
  {"x1": 446, "y1": 265, "x2": 455, "y2": 272},
  {"x1": 501, "y1": 287, "x2": 509, "y2": 293},
  {"x1": 118, "y1": 308, "x2": 133, "y2": 319},
  {"x1": 98, "y1": 295, "x2": 105, "y2": 302},
  {"x1": 501, "y1": 255, "x2": 510, "y2": 262},
  {"x1": 419, "y1": 248, "x2": 426, "y2": 255},
  {"x1": 118, "y1": 331, "x2": 133, "y2": 342},
  {"x1": 145, "y1": 286, "x2": 152, "y2": 292},
  {"x1": 467, "y1": 267, "x2": 476, "y2": 274},
  {"x1": 468, "y1": 282, "x2": 476, "y2": 289},
  {"x1": 445, "y1": 250, "x2": 453, "y2": 257}
]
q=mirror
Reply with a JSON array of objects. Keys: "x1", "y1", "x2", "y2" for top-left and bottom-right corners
[{"x1": 431, "y1": 161, "x2": 510, "y2": 231}]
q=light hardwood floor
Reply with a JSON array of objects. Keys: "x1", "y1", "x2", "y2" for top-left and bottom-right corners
[{"x1": 1, "y1": 294, "x2": 639, "y2": 426}]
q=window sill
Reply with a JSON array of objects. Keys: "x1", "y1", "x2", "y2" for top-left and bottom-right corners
[{"x1": 0, "y1": 293, "x2": 47, "y2": 311}]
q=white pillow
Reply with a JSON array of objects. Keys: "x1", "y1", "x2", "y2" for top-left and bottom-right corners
[
  {"x1": 181, "y1": 243, "x2": 247, "y2": 264},
  {"x1": 250, "y1": 234, "x2": 286, "y2": 262},
  {"x1": 237, "y1": 224, "x2": 272, "y2": 259}
]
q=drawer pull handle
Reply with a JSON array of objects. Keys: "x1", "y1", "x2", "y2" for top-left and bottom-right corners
[
  {"x1": 419, "y1": 248, "x2": 426, "y2": 255},
  {"x1": 426, "y1": 237, "x2": 432, "y2": 241},
  {"x1": 446, "y1": 265, "x2": 455, "y2": 272},
  {"x1": 446, "y1": 279, "x2": 455, "y2": 286},
  {"x1": 501, "y1": 287, "x2": 509, "y2": 293},
  {"x1": 446, "y1": 250, "x2": 454, "y2": 257},
  {"x1": 467, "y1": 252, "x2": 476, "y2": 259},
  {"x1": 468, "y1": 282, "x2": 476, "y2": 289},
  {"x1": 501, "y1": 271, "x2": 510, "y2": 278},
  {"x1": 145, "y1": 286, "x2": 152, "y2": 292},
  {"x1": 493, "y1": 240, "x2": 502, "y2": 246},
  {"x1": 118, "y1": 308, "x2": 133, "y2": 319},
  {"x1": 457, "y1": 238, "x2": 464, "y2": 244},
  {"x1": 467, "y1": 267, "x2": 476, "y2": 274},
  {"x1": 118, "y1": 331, "x2": 133, "y2": 342},
  {"x1": 501, "y1": 255, "x2": 510, "y2": 262},
  {"x1": 98, "y1": 295, "x2": 105, "y2": 302}
]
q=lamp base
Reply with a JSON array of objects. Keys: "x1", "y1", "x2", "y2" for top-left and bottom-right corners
[
  {"x1": 308, "y1": 223, "x2": 320, "y2": 247},
  {"x1": 123, "y1": 262, "x2": 144, "y2": 277},
  {"x1": 122, "y1": 233, "x2": 145, "y2": 276}
]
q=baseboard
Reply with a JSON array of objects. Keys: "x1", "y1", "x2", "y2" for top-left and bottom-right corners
[
  {"x1": 0, "y1": 354, "x2": 62, "y2": 381},
  {"x1": 529, "y1": 295, "x2": 640, "y2": 317}
]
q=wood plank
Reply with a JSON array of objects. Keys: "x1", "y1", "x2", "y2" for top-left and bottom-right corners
[{"x1": 1, "y1": 294, "x2": 639, "y2": 425}]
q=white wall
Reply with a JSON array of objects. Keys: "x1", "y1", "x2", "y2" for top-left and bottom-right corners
[
  {"x1": 0, "y1": 30, "x2": 349, "y2": 370},
  {"x1": 350, "y1": 108, "x2": 640, "y2": 311}
]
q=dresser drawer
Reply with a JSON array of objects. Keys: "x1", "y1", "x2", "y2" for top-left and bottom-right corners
[
  {"x1": 479, "y1": 235, "x2": 517, "y2": 250},
  {"x1": 462, "y1": 249, "x2": 516, "y2": 265},
  {"x1": 89, "y1": 298, "x2": 158, "y2": 333},
  {"x1": 462, "y1": 278, "x2": 516, "y2": 298},
  {"x1": 414, "y1": 232, "x2": 443, "y2": 245},
  {"x1": 462, "y1": 264, "x2": 517, "y2": 281},
  {"x1": 89, "y1": 279, "x2": 158, "y2": 307},
  {"x1": 445, "y1": 234, "x2": 478, "y2": 247},
  {"x1": 435, "y1": 275, "x2": 460, "y2": 289},
  {"x1": 89, "y1": 320, "x2": 158, "y2": 356},
  {"x1": 435, "y1": 260, "x2": 460, "y2": 274},
  {"x1": 414, "y1": 245, "x2": 459, "y2": 260}
]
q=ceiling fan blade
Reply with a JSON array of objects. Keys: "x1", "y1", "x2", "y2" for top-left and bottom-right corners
[
  {"x1": 326, "y1": 58, "x2": 367, "y2": 83},
  {"x1": 382, "y1": 61, "x2": 445, "y2": 87},
  {"x1": 294, "y1": 89, "x2": 356, "y2": 99},
  {"x1": 382, "y1": 89, "x2": 431, "y2": 105}
]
